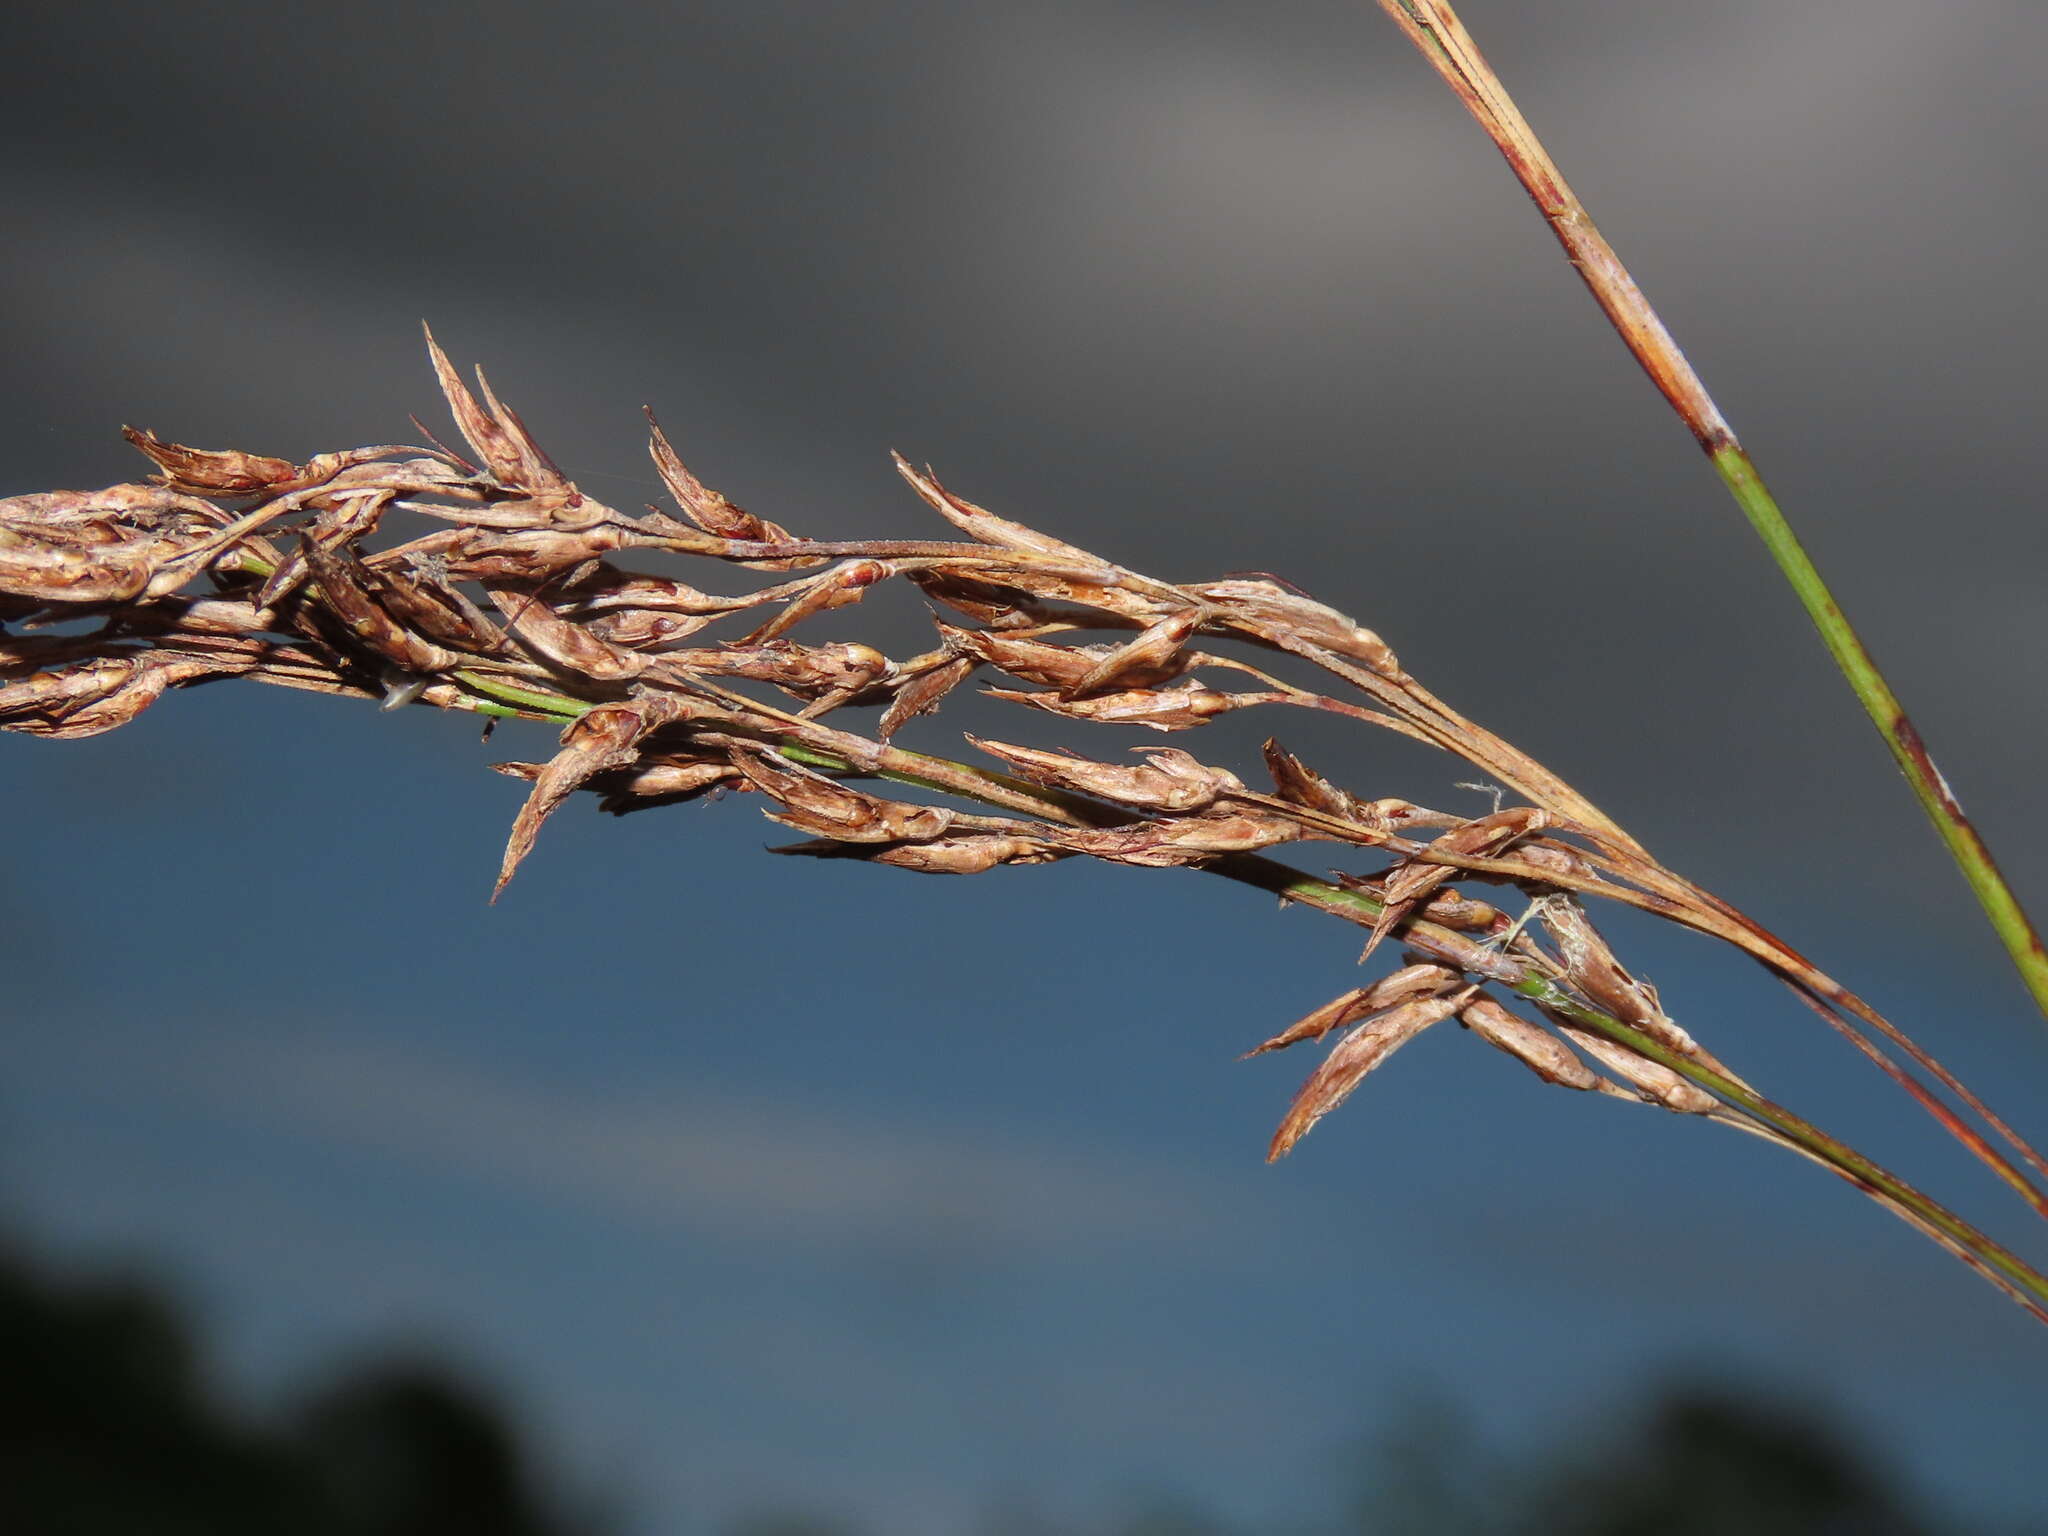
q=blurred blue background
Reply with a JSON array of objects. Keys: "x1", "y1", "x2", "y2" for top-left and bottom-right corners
[{"x1": 5, "y1": 2, "x2": 2047, "y2": 1529}]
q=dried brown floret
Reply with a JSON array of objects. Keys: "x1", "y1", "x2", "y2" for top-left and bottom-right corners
[
  {"x1": 1261, "y1": 739, "x2": 1386, "y2": 830},
  {"x1": 1459, "y1": 997, "x2": 1601, "y2": 1090},
  {"x1": 773, "y1": 831, "x2": 1067, "y2": 874},
  {"x1": 1245, "y1": 964, "x2": 1462, "y2": 1057},
  {"x1": 4, "y1": 335, "x2": 2027, "y2": 1319},
  {"x1": 1054, "y1": 807, "x2": 1299, "y2": 867},
  {"x1": 425, "y1": 325, "x2": 576, "y2": 496},
  {"x1": 494, "y1": 693, "x2": 697, "y2": 898},
  {"x1": 674, "y1": 640, "x2": 896, "y2": 706},
  {"x1": 1063, "y1": 608, "x2": 1205, "y2": 697},
  {"x1": 122, "y1": 427, "x2": 422, "y2": 498},
  {"x1": 878, "y1": 655, "x2": 977, "y2": 739},
  {"x1": 0, "y1": 649, "x2": 254, "y2": 737},
  {"x1": 730, "y1": 747, "x2": 955, "y2": 844},
  {"x1": 646, "y1": 409, "x2": 817, "y2": 567},
  {"x1": 1356, "y1": 806, "x2": 1548, "y2": 963},
  {"x1": 985, "y1": 680, "x2": 1268, "y2": 732},
  {"x1": 969, "y1": 737, "x2": 1243, "y2": 812},
  {"x1": 1267, "y1": 991, "x2": 1471, "y2": 1160}
]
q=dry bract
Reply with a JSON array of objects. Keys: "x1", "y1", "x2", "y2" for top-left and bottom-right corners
[
  {"x1": 0, "y1": 649, "x2": 255, "y2": 738},
  {"x1": 647, "y1": 409, "x2": 814, "y2": 566},
  {"x1": 777, "y1": 831, "x2": 1067, "y2": 874},
  {"x1": 986, "y1": 680, "x2": 1263, "y2": 731},
  {"x1": 1459, "y1": 996, "x2": 1601, "y2": 1091},
  {"x1": 968, "y1": 738, "x2": 1244, "y2": 812},
  {"x1": 9, "y1": 335, "x2": 2043, "y2": 1308},
  {"x1": 1356, "y1": 805, "x2": 1547, "y2": 963},
  {"x1": 1268, "y1": 991, "x2": 1473, "y2": 1160},
  {"x1": 1245, "y1": 963, "x2": 1462, "y2": 1057}
]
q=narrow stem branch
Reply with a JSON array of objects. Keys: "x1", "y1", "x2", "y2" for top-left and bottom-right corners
[
  {"x1": 437, "y1": 636, "x2": 2048, "y2": 1306},
  {"x1": 220, "y1": 658, "x2": 2048, "y2": 1318},
  {"x1": 1210, "y1": 852, "x2": 2048, "y2": 1319},
  {"x1": 1373, "y1": 0, "x2": 2048, "y2": 1025},
  {"x1": 606, "y1": 692, "x2": 2048, "y2": 1318},
  {"x1": 1710, "y1": 449, "x2": 2048, "y2": 1014}
]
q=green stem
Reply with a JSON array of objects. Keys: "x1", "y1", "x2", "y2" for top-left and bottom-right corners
[
  {"x1": 1210, "y1": 854, "x2": 2048, "y2": 1317},
  {"x1": 1711, "y1": 447, "x2": 2048, "y2": 1018},
  {"x1": 708, "y1": 711, "x2": 2048, "y2": 1314},
  {"x1": 437, "y1": 675, "x2": 2048, "y2": 1316},
  {"x1": 452, "y1": 670, "x2": 591, "y2": 720},
  {"x1": 1372, "y1": 0, "x2": 2048, "y2": 1027}
]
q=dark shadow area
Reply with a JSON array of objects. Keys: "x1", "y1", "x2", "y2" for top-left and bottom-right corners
[
  {"x1": 1331, "y1": 1382, "x2": 1961, "y2": 1536},
  {"x1": 0, "y1": 1237, "x2": 605, "y2": 1536},
  {"x1": 1512, "y1": 1386, "x2": 1933, "y2": 1536},
  {"x1": 4, "y1": 1227, "x2": 2035, "y2": 1535}
]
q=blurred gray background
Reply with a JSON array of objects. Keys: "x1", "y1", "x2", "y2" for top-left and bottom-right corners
[{"x1": 5, "y1": 1, "x2": 2046, "y2": 1530}]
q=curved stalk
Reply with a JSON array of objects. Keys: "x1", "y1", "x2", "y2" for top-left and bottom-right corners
[
  {"x1": 1370, "y1": 0, "x2": 2048, "y2": 1025},
  {"x1": 493, "y1": 683, "x2": 2047, "y2": 1322},
  {"x1": 1208, "y1": 852, "x2": 2048, "y2": 1322}
]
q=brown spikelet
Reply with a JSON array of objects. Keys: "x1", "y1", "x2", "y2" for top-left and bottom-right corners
[
  {"x1": 1245, "y1": 966, "x2": 1460, "y2": 1057},
  {"x1": 890, "y1": 453, "x2": 1096, "y2": 563},
  {"x1": 1063, "y1": 609, "x2": 1204, "y2": 698},
  {"x1": 645, "y1": 409, "x2": 816, "y2": 567},
  {"x1": 1267, "y1": 993, "x2": 1468, "y2": 1160},
  {"x1": 423, "y1": 325, "x2": 573, "y2": 495},
  {"x1": 1460, "y1": 997, "x2": 1600, "y2": 1091},
  {"x1": 494, "y1": 695, "x2": 692, "y2": 899},
  {"x1": 879, "y1": 655, "x2": 975, "y2": 738},
  {"x1": 7, "y1": 329, "x2": 2042, "y2": 1322},
  {"x1": 121, "y1": 428, "x2": 299, "y2": 496},
  {"x1": 969, "y1": 738, "x2": 1242, "y2": 812}
]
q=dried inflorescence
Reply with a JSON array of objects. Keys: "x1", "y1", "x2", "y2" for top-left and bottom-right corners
[{"x1": 8, "y1": 335, "x2": 2048, "y2": 1314}]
